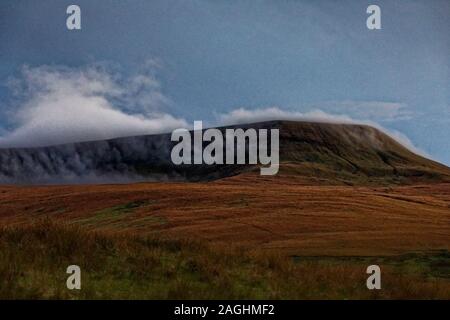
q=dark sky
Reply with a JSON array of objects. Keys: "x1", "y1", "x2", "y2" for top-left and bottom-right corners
[{"x1": 0, "y1": 0, "x2": 449, "y2": 163}]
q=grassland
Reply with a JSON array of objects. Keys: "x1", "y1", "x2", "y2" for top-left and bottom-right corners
[
  {"x1": 0, "y1": 179, "x2": 449, "y2": 299},
  {"x1": 1, "y1": 179, "x2": 449, "y2": 256},
  {"x1": 0, "y1": 220, "x2": 448, "y2": 300}
]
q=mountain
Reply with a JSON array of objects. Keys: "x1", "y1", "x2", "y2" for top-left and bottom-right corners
[
  {"x1": 274, "y1": 121, "x2": 450, "y2": 185},
  {"x1": 0, "y1": 120, "x2": 449, "y2": 185}
]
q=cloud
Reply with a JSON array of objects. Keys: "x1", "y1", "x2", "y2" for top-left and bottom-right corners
[
  {"x1": 0, "y1": 65, "x2": 187, "y2": 148},
  {"x1": 218, "y1": 107, "x2": 357, "y2": 125},
  {"x1": 0, "y1": 65, "x2": 428, "y2": 160},
  {"x1": 217, "y1": 107, "x2": 429, "y2": 158},
  {"x1": 384, "y1": 129, "x2": 429, "y2": 158},
  {"x1": 311, "y1": 101, "x2": 413, "y2": 121}
]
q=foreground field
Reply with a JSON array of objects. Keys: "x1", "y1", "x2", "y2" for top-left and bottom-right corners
[
  {"x1": 0, "y1": 179, "x2": 449, "y2": 299},
  {"x1": 0, "y1": 221, "x2": 448, "y2": 299}
]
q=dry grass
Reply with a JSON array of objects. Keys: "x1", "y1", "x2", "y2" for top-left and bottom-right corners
[
  {"x1": 0, "y1": 180, "x2": 449, "y2": 299},
  {"x1": 0, "y1": 220, "x2": 448, "y2": 299},
  {"x1": 1, "y1": 181, "x2": 449, "y2": 256}
]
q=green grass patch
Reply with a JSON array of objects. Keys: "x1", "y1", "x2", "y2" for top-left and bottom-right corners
[
  {"x1": 292, "y1": 250, "x2": 450, "y2": 280},
  {"x1": 74, "y1": 200, "x2": 157, "y2": 227}
]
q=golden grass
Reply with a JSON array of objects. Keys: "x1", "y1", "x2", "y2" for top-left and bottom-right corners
[
  {"x1": 1, "y1": 181, "x2": 449, "y2": 256},
  {"x1": 0, "y1": 180, "x2": 449, "y2": 299},
  {"x1": 0, "y1": 220, "x2": 448, "y2": 299}
]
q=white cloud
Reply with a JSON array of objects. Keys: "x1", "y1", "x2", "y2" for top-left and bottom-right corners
[
  {"x1": 217, "y1": 107, "x2": 429, "y2": 158},
  {"x1": 0, "y1": 66, "x2": 428, "y2": 160},
  {"x1": 0, "y1": 65, "x2": 187, "y2": 148},
  {"x1": 218, "y1": 107, "x2": 357, "y2": 125},
  {"x1": 311, "y1": 101, "x2": 413, "y2": 121}
]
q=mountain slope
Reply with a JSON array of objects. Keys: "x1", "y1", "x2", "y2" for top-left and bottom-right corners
[
  {"x1": 0, "y1": 120, "x2": 449, "y2": 185},
  {"x1": 275, "y1": 121, "x2": 450, "y2": 185}
]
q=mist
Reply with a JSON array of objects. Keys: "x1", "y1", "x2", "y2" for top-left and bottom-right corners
[
  {"x1": 217, "y1": 107, "x2": 429, "y2": 158},
  {"x1": 0, "y1": 65, "x2": 433, "y2": 184},
  {"x1": 0, "y1": 65, "x2": 187, "y2": 148},
  {"x1": 0, "y1": 65, "x2": 423, "y2": 157}
]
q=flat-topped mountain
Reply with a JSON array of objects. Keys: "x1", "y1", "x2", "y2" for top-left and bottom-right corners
[{"x1": 0, "y1": 120, "x2": 449, "y2": 185}]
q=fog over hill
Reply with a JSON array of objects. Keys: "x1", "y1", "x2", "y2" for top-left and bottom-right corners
[{"x1": 0, "y1": 120, "x2": 449, "y2": 185}]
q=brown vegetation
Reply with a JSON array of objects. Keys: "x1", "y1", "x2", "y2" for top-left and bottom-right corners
[
  {"x1": 0, "y1": 220, "x2": 448, "y2": 299},
  {"x1": 1, "y1": 121, "x2": 449, "y2": 299},
  {"x1": 1, "y1": 179, "x2": 449, "y2": 257}
]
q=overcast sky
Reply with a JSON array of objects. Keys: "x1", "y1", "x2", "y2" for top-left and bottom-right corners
[{"x1": 0, "y1": 0, "x2": 449, "y2": 164}]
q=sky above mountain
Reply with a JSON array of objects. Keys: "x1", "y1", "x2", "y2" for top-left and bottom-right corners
[{"x1": 0, "y1": 0, "x2": 449, "y2": 164}]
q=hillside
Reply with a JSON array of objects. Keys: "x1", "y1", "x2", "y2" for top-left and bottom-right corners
[
  {"x1": 0, "y1": 121, "x2": 449, "y2": 299},
  {"x1": 0, "y1": 120, "x2": 449, "y2": 185},
  {"x1": 276, "y1": 121, "x2": 450, "y2": 185},
  {"x1": 1, "y1": 181, "x2": 449, "y2": 257}
]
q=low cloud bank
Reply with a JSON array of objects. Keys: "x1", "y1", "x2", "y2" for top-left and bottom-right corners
[
  {"x1": 0, "y1": 65, "x2": 187, "y2": 148},
  {"x1": 217, "y1": 107, "x2": 428, "y2": 158},
  {"x1": 218, "y1": 107, "x2": 357, "y2": 125},
  {"x1": 0, "y1": 65, "x2": 426, "y2": 158}
]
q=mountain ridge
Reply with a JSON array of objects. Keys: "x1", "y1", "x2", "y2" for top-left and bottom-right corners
[{"x1": 0, "y1": 120, "x2": 449, "y2": 185}]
